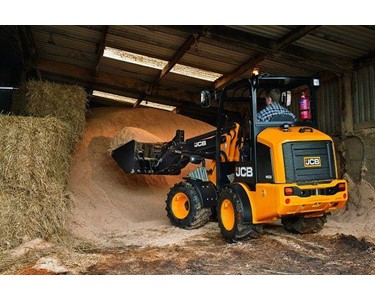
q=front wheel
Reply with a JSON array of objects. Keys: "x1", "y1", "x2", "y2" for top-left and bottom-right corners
[
  {"x1": 165, "y1": 181, "x2": 211, "y2": 229},
  {"x1": 217, "y1": 187, "x2": 262, "y2": 243}
]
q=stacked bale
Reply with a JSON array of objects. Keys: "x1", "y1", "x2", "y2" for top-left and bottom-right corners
[
  {"x1": 0, "y1": 81, "x2": 86, "y2": 249},
  {"x1": 12, "y1": 81, "x2": 87, "y2": 142}
]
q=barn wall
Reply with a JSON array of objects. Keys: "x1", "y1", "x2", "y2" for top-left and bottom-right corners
[
  {"x1": 316, "y1": 78, "x2": 341, "y2": 135},
  {"x1": 343, "y1": 63, "x2": 375, "y2": 185}
]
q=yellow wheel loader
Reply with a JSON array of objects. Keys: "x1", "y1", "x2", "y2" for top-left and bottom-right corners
[{"x1": 111, "y1": 74, "x2": 348, "y2": 242}]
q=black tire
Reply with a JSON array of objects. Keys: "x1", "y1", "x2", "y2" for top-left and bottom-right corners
[
  {"x1": 281, "y1": 214, "x2": 327, "y2": 234},
  {"x1": 217, "y1": 187, "x2": 263, "y2": 243},
  {"x1": 165, "y1": 181, "x2": 211, "y2": 229}
]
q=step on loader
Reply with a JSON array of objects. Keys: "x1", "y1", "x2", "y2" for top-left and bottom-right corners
[{"x1": 111, "y1": 73, "x2": 348, "y2": 242}]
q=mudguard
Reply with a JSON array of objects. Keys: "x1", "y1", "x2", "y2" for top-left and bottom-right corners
[
  {"x1": 185, "y1": 178, "x2": 217, "y2": 208},
  {"x1": 229, "y1": 183, "x2": 252, "y2": 224}
]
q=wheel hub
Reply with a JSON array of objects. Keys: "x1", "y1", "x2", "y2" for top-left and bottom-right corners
[
  {"x1": 171, "y1": 192, "x2": 190, "y2": 219},
  {"x1": 221, "y1": 199, "x2": 235, "y2": 231}
]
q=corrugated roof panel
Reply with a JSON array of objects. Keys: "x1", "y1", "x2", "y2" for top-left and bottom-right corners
[
  {"x1": 36, "y1": 42, "x2": 97, "y2": 63},
  {"x1": 182, "y1": 40, "x2": 256, "y2": 74},
  {"x1": 294, "y1": 34, "x2": 368, "y2": 59},
  {"x1": 313, "y1": 26, "x2": 375, "y2": 51},
  {"x1": 159, "y1": 79, "x2": 203, "y2": 94},
  {"x1": 163, "y1": 72, "x2": 211, "y2": 89},
  {"x1": 98, "y1": 64, "x2": 155, "y2": 83},
  {"x1": 199, "y1": 36, "x2": 258, "y2": 55},
  {"x1": 109, "y1": 26, "x2": 189, "y2": 50},
  {"x1": 32, "y1": 30, "x2": 98, "y2": 54},
  {"x1": 32, "y1": 25, "x2": 103, "y2": 43},
  {"x1": 42, "y1": 73, "x2": 89, "y2": 87},
  {"x1": 256, "y1": 59, "x2": 313, "y2": 77},
  {"x1": 99, "y1": 56, "x2": 160, "y2": 77},
  {"x1": 38, "y1": 52, "x2": 95, "y2": 70},
  {"x1": 227, "y1": 25, "x2": 290, "y2": 40},
  {"x1": 179, "y1": 52, "x2": 238, "y2": 74},
  {"x1": 106, "y1": 33, "x2": 176, "y2": 61},
  {"x1": 188, "y1": 40, "x2": 254, "y2": 65}
]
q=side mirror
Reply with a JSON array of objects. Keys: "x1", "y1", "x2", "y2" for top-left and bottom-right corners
[
  {"x1": 281, "y1": 91, "x2": 292, "y2": 107},
  {"x1": 200, "y1": 90, "x2": 211, "y2": 108}
]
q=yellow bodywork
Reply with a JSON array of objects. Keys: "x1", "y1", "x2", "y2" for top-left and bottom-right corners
[
  {"x1": 257, "y1": 126, "x2": 338, "y2": 183},
  {"x1": 250, "y1": 126, "x2": 347, "y2": 223},
  {"x1": 208, "y1": 124, "x2": 348, "y2": 224},
  {"x1": 208, "y1": 123, "x2": 240, "y2": 184},
  {"x1": 242, "y1": 181, "x2": 347, "y2": 224}
]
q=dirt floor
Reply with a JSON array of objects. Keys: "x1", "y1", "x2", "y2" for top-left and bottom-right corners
[
  {"x1": 84, "y1": 223, "x2": 375, "y2": 275},
  {"x1": 4, "y1": 221, "x2": 374, "y2": 275}
]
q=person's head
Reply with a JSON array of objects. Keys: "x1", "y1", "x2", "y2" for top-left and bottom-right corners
[{"x1": 265, "y1": 88, "x2": 281, "y2": 105}]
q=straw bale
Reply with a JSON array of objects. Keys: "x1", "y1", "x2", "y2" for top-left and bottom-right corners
[
  {"x1": 12, "y1": 81, "x2": 87, "y2": 142},
  {"x1": 0, "y1": 115, "x2": 72, "y2": 249}
]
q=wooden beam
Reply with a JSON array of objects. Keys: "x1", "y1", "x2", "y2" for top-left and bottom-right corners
[
  {"x1": 214, "y1": 25, "x2": 317, "y2": 89},
  {"x1": 36, "y1": 59, "x2": 198, "y2": 104},
  {"x1": 273, "y1": 25, "x2": 320, "y2": 50},
  {"x1": 207, "y1": 26, "x2": 352, "y2": 72},
  {"x1": 128, "y1": 26, "x2": 211, "y2": 109},
  {"x1": 212, "y1": 25, "x2": 347, "y2": 89},
  {"x1": 339, "y1": 73, "x2": 354, "y2": 135},
  {"x1": 214, "y1": 53, "x2": 266, "y2": 89},
  {"x1": 17, "y1": 25, "x2": 41, "y2": 79},
  {"x1": 152, "y1": 26, "x2": 210, "y2": 87},
  {"x1": 155, "y1": 34, "x2": 197, "y2": 84},
  {"x1": 93, "y1": 25, "x2": 109, "y2": 77},
  {"x1": 354, "y1": 50, "x2": 375, "y2": 69}
]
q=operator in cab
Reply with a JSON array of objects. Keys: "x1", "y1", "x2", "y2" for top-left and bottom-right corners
[{"x1": 257, "y1": 88, "x2": 296, "y2": 122}]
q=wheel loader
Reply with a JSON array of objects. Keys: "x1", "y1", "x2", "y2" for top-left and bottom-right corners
[{"x1": 111, "y1": 73, "x2": 348, "y2": 242}]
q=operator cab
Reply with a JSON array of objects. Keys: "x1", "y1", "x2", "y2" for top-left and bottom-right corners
[{"x1": 200, "y1": 73, "x2": 321, "y2": 187}]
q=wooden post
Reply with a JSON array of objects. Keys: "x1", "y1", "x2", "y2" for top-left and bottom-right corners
[{"x1": 339, "y1": 72, "x2": 354, "y2": 135}]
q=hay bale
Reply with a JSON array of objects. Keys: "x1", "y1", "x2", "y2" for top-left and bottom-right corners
[
  {"x1": 12, "y1": 81, "x2": 87, "y2": 143},
  {"x1": 0, "y1": 115, "x2": 72, "y2": 249}
]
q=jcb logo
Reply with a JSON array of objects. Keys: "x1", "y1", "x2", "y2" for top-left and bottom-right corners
[
  {"x1": 304, "y1": 156, "x2": 321, "y2": 167},
  {"x1": 235, "y1": 167, "x2": 253, "y2": 177},
  {"x1": 194, "y1": 140, "x2": 206, "y2": 148}
]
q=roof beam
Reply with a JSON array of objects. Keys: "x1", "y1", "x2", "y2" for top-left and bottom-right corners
[
  {"x1": 272, "y1": 25, "x2": 320, "y2": 50},
  {"x1": 214, "y1": 53, "x2": 266, "y2": 89},
  {"x1": 156, "y1": 26, "x2": 352, "y2": 72},
  {"x1": 17, "y1": 25, "x2": 41, "y2": 80},
  {"x1": 213, "y1": 26, "x2": 321, "y2": 89},
  {"x1": 354, "y1": 50, "x2": 375, "y2": 69},
  {"x1": 135, "y1": 26, "x2": 211, "y2": 109},
  {"x1": 36, "y1": 59, "x2": 198, "y2": 104},
  {"x1": 93, "y1": 25, "x2": 109, "y2": 77},
  {"x1": 203, "y1": 26, "x2": 353, "y2": 73},
  {"x1": 153, "y1": 26, "x2": 211, "y2": 86}
]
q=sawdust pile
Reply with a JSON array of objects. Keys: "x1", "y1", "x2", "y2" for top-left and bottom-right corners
[
  {"x1": 67, "y1": 107, "x2": 215, "y2": 243},
  {"x1": 109, "y1": 127, "x2": 163, "y2": 151},
  {"x1": 329, "y1": 131, "x2": 375, "y2": 240},
  {"x1": 330, "y1": 174, "x2": 375, "y2": 237}
]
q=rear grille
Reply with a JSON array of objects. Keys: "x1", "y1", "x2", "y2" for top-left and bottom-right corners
[{"x1": 282, "y1": 141, "x2": 336, "y2": 183}]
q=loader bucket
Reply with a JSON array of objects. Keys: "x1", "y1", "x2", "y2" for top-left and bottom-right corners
[{"x1": 111, "y1": 140, "x2": 163, "y2": 174}]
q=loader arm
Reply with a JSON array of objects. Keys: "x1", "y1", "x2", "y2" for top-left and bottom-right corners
[{"x1": 111, "y1": 124, "x2": 239, "y2": 175}]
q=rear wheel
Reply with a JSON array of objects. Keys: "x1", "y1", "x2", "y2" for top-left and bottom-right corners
[
  {"x1": 217, "y1": 187, "x2": 262, "y2": 243},
  {"x1": 166, "y1": 181, "x2": 211, "y2": 229},
  {"x1": 282, "y1": 214, "x2": 327, "y2": 234}
]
